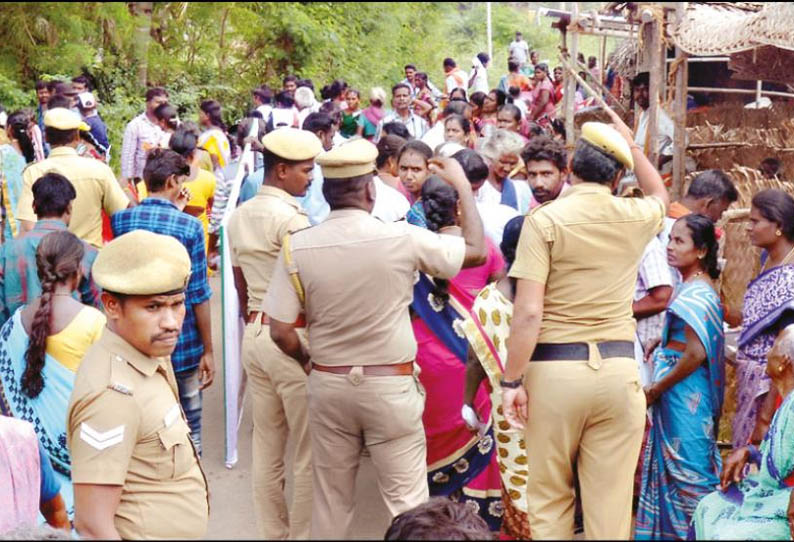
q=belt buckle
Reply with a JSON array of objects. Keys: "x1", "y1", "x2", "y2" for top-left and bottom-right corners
[
  {"x1": 586, "y1": 343, "x2": 602, "y2": 371},
  {"x1": 347, "y1": 366, "x2": 363, "y2": 386}
]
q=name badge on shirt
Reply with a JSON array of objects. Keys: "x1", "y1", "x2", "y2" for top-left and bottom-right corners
[{"x1": 163, "y1": 403, "x2": 181, "y2": 428}]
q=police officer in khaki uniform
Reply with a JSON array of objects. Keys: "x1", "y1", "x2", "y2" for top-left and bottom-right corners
[
  {"x1": 67, "y1": 230, "x2": 209, "y2": 539},
  {"x1": 17, "y1": 108, "x2": 131, "y2": 247},
  {"x1": 264, "y1": 138, "x2": 488, "y2": 539},
  {"x1": 500, "y1": 115, "x2": 670, "y2": 539},
  {"x1": 227, "y1": 128, "x2": 322, "y2": 539}
]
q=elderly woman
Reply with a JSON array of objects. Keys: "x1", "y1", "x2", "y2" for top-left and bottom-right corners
[
  {"x1": 693, "y1": 325, "x2": 794, "y2": 540},
  {"x1": 357, "y1": 87, "x2": 387, "y2": 141},
  {"x1": 476, "y1": 129, "x2": 532, "y2": 214}
]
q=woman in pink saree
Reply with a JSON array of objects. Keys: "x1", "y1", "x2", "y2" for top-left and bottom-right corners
[{"x1": 410, "y1": 176, "x2": 506, "y2": 531}]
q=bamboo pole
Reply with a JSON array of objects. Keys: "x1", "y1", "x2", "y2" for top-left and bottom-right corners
[
  {"x1": 672, "y1": 2, "x2": 688, "y2": 201},
  {"x1": 565, "y1": 2, "x2": 579, "y2": 148},
  {"x1": 646, "y1": 17, "x2": 663, "y2": 169},
  {"x1": 572, "y1": 59, "x2": 630, "y2": 115},
  {"x1": 559, "y1": 56, "x2": 618, "y2": 115}
]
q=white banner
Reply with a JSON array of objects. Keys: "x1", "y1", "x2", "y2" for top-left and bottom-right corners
[{"x1": 220, "y1": 122, "x2": 257, "y2": 469}]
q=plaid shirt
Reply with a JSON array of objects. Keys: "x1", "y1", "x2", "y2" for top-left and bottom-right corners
[
  {"x1": 111, "y1": 197, "x2": 212, "y2": 373},
  {"x1": 0, "y1": 219, "x2": 101, "y2": 325}
]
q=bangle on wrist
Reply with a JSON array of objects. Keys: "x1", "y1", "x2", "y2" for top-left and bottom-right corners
[{"x1": 500, "y1": 377, "x2": 523, "y2": 389}]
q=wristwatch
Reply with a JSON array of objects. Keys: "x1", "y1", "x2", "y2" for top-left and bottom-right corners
[{"x1": 499, "y1": 377, "x2": 523, "y2": 389}]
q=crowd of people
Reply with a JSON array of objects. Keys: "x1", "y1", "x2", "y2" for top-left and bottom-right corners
[{"x1": 1, "y1": 29, "x2": 794, "y2": 542}]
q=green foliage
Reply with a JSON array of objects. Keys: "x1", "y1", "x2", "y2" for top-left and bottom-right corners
[{"x1": 0, "y1": 2, "x2": 611, "y2": 173}]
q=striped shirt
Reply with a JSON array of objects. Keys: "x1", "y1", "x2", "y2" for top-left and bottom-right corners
[{"x1": 120, "y1": 113, "x2": 164, "y2": 180}]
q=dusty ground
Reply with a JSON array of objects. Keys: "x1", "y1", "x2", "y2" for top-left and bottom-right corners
[{"x1": 202, "y1": 277, "x2": 392, "y2": 539}]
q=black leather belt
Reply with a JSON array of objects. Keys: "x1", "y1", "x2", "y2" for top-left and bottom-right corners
[{"x1": 531, "y1": 341, "x2": 634, "y2": 361}]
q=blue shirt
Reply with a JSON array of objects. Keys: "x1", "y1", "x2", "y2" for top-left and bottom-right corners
[
  {"x1": 84, "y1": 114, "x2": 109, "y2": 150},
  {"x1": 111, "y1": 197, "x2": 212, "y2": 373},
  {"x1": 0, "y1": 219, "x2": 101, "y2": 326},
  {"x1": 296, "y1": 163, "x2": 330, "y2": 225}
]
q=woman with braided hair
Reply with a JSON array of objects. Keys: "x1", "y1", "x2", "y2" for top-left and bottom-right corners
[
  {"x1": 409, "y1": 175, "x2": 506, "y2": 532},
  {"x1": 0, "y1": 230, "x2": 106, "y2": 519}
]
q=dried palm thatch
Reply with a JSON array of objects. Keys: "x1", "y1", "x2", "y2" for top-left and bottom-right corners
[
  {"x1": 686, "y1": 103, "x2": 794, "y2": 130},
  {"x1": 729, "y1": 46, "x2": 794, "y2": 85},
  {"x1": 671, "y1": 2, "x2": 786, "y2": 57},
  {"x1": 610, "y1": 38, "x2": 639, "y2": 80}
]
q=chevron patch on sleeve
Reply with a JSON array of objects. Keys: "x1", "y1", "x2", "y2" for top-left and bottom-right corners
[{"x1": 80, "y1": 423, "x2": 125, "y2": 451}]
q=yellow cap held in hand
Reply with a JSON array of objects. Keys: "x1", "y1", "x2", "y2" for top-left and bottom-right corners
[{"x1": 580, "y1": 122, "x2": 634, "y2": 170}]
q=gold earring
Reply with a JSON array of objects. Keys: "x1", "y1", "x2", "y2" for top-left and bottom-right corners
[{"x1": 777, "y1": 230, "x2": 783, "y2": 237}]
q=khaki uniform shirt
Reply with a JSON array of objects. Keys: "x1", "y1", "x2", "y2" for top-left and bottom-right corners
[
  {"x1": 67, "y1": 329, "x2": 209, "y2": 539},
  {"x1": 18, "y1": 147, "x2": 130, "y2": 248},
  {"x1": 264, "y1": 209, "x2": 465, "y2": 366},
  {"x1": 227, "y1": 185, "x2": 310, "y2": 315},
  {"x1": 509, "y1": 183, "x2": 665, "y2": 343}
]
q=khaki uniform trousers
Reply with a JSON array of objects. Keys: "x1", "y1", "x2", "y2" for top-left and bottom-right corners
[
  {"x1": 242, "y1": 322, "x2": 312, "y2": 540},
  {"x1": 307, "y1": 368, "x2": 429, "y2": 539},
  {"x1": 523, "y1": 350, "x2": 645, "y2": 540}
]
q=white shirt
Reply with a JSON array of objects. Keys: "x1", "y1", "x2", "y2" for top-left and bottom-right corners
[
  {"x1": 635, "y1": 107, "x2": 675, "y2": 158},
  {"x1": 375, "y1": 110, "x2": 429, "y2": 143},
  {"x1": 372, "y1": 176, "x2": 411, "y2": 223},
  {"x1": 256, "y1": 104, "x2": 273, "y2": 121},
  {"x1": 420, "y1": 122, "x2": 446, "y2": 153},
  {"x1": 476, "y1": 179, "x2": 532, "y2": 215},
  {"x1": 619, "y1": 107, "x2": 677, "y2": 191},
  {"x1": 445, "y1": 69, "x2": 468, "y2": 94},
  {"x1": 470, "y1": 57, "x2": 489, "y2": 94},
  {"x1": 476, "y1": 201, "x2": 520, "y2": 247},
  {"x1": 508, "y1": 39, "x2": 529, "y2": 64},
  {"x1": 269, "y1": 107, "x2": 299, "y2": 129}
]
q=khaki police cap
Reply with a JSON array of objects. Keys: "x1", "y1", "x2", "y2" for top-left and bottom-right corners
[
  {"x1": 43, "y1": 107, "x2": 90, "y2": 132},
  {"x1": 316, "y1": 138, "x2": 378, "y2": 179},
  {"x1": 261, "y1": 127, "x2": 323, "y2": 161},
  {"x1": 93, "y1": 230, "x2": 191, "y2": 295},
  {"x1": 580, "y1": 122, "x2": 634, "y2": 170}
]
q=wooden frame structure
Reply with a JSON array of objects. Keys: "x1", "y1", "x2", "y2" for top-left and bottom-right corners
[{"x1": 544, "y1": 2, "x2": 794, "y2": 200}]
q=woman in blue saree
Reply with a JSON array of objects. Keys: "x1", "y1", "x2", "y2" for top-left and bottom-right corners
[
  {"x1": 636, "y1": 214, "x2": 725, "y2": 540},
  {"x1": 693, "y1": 325, "x2": 794, "y2": 540},
  {"x1": 0, "y1": 110, "x2": 36, "y2": 241},
  {"x1": 733, "y1": 189, "x2": 794, "y2": 449},
  {"x1": 0, "y1": 232, "x2": 106, "y2": 520}
]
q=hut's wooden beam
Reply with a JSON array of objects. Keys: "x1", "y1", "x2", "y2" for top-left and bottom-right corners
[{"x1": 672, "y1": 2, "x2": 688, "y2": 201}]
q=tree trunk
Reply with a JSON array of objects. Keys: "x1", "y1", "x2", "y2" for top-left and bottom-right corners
[
  {"x1": 129, "y1": 1, "x2": 153, "y2": 88},
  {"x1": 218, "y1": 6, "x2": 231, "y2": 73}
]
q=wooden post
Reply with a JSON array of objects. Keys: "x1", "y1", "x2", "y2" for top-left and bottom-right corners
[
  {"x1": 672, "y1": 2, "x2": 689, "y2": 201},
  {"x1": 645, "y1": 12, "x2": 663, "y2": 169},
  {"x1": 565, "y1": 2, "x2": 579, "y2": 148},
  {"x1": 600, "y1": 35, "x2": 607, "y2": 87}
]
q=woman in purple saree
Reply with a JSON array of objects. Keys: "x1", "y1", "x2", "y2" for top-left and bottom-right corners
[{"x1": 734, "y1": 190, "x2": 794, "y2": 449}]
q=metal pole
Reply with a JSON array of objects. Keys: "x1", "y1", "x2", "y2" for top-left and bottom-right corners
[{"x1": 485, "y1": 2, "x2": 493, "y2": 62}]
